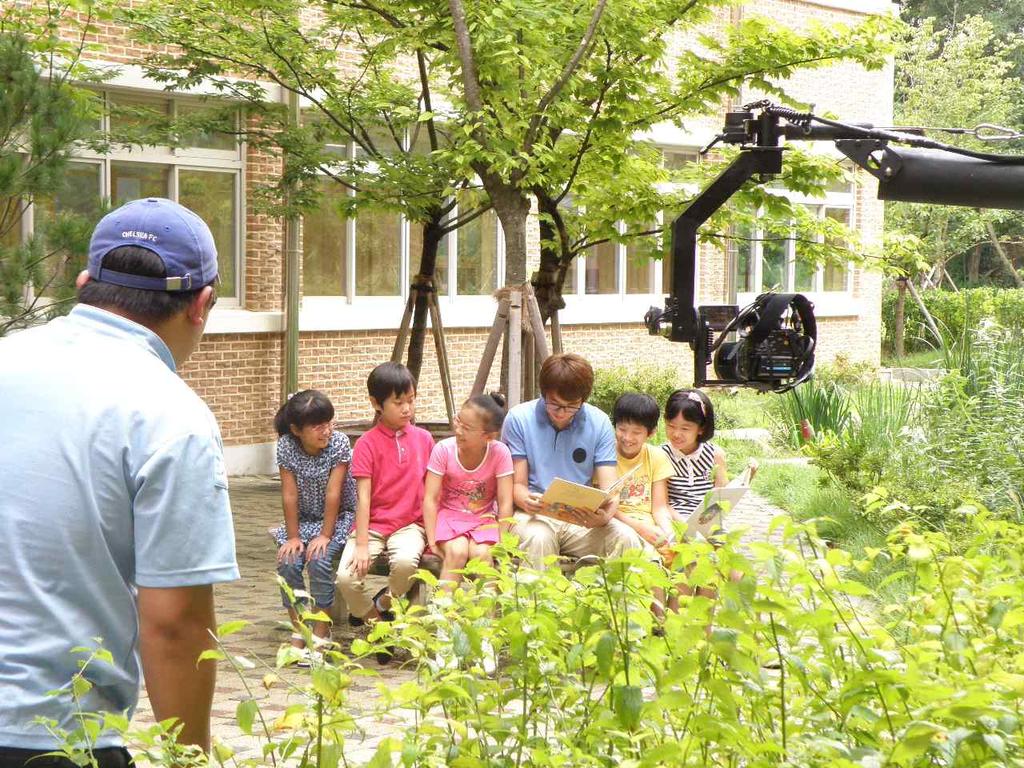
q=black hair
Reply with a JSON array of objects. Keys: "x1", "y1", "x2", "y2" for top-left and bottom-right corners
[
  {"x1": 612, "y1": 392, "x2": 660, "y2": 433},
  {"x1": 465, "y1": 392, "x2": 507, "y2": 433},
  {"x1": 274, "y1": 389, "x2": 336, "y2": 436},
  {"x1": 78, "y1": 245, "x2": 214, "y2": 322},
  {"x1": 664, "y1": 388, "x2": 715, "y2": 442},
  {"x1": 367, "y1": 361, "x2": 416, "y2": 407}
]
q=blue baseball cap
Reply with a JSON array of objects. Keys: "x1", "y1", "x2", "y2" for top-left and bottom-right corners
[{"x1": 88, "y1": 198, "x2": 218, "y2": 291}]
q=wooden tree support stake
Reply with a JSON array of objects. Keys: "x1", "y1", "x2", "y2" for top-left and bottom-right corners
[
  {"x1": 470, "y1": 282, "x2": 552, "y2": 407},
  {"x1": 390, "y1": 280, "x2": 456, "y2": 428},
  {"x1": 507, "y1": 289, "x2": 523, "y2": 407}
]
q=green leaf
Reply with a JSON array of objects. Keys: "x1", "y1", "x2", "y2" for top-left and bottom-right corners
[
  {"x1": 595, "y1": 631, "x2": 616, "y2": 678},
  {"x1": 197, "y1": 649, "x2": 226, "y2": 664},
  {"x1": 216, "y1": 620, "x2": 249, "y2": 638},
  {"x1": 367, "y1": 738, "x2": 394, "y2": 768},
  {"x1": 451, "y1": 624, "x2": 471, "y2": 659},
  {"x1": 212, "y1": 740, "x2": 234, "y2": 764},
  {"x1": 612, "y1": 684, "x2": 643, "y2": 730},
  {"x1": 983, "y1": 733, "x2": 1006, "y2": 756},
  {"x1": 71, "y1": 675, "x2": 92, "y2": 699},
  {"x1": 236, "y1": 698, "x2": 258, "y2": 735}
]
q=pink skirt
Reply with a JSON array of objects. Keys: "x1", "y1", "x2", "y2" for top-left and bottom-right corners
[{"x1": 435, "y1": 508, "x2": 500, "y2": 544}]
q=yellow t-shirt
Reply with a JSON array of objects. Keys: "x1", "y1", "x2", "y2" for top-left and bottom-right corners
[{"x1": 616, "y1": 443, "x2": 674, "y2": 524}]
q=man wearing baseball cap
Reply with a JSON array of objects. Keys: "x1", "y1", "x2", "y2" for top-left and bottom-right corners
[{"x1": 0, "y1": 198, "x2": 239, "y2": 766}]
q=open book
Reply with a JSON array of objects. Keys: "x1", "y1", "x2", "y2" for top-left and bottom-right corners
[
  {"x1": 537, "y1": 465, "x2": 641, "y2": 523},
  {"x1": 685, "y1": 462, "x2": 755, "y2": 540}
]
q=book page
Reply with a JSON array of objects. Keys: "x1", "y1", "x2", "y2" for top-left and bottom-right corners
[
  {"x1": 537, "y1": 465, "x2": 641, "y2": 520},
  {"x1": 686, "y1": 486, "x2": 748, "y2": 539}
]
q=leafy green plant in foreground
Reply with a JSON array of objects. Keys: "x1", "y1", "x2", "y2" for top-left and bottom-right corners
[{"x1": 46, "y1": 515, "x2": 1024, "y2": 767}]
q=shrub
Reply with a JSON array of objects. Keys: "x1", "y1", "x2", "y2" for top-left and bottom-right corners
[
  {"x1": 55, "y1": 516, "x2": 1024, "y2": 766},
  {"x1": 770, "y1": 378, "x2": 851, "y2": 446},
  {"x1": 589, "y1": 364, "x2": 680, "y2": 417},
  {"x1": 881, "y1": 286, "x2": 1024, "y2": 356}
]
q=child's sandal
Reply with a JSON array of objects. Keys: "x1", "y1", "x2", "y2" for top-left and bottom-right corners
[{"x1": 373, "y1": 586, "x2": 396, "y2": 622}]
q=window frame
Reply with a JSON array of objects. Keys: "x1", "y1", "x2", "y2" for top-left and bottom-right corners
[
  {"x1": 37, "y1": 89, "x2": 247, "y2": 306},
  {"x1": 301, "y1": 139, "x2": 506, "y2": 315},
  {"x1": 734, "y1": 186, "x2": 856, "y2": 311}
]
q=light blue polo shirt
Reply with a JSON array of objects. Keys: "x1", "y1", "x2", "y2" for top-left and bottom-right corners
[
  {"x1": 0, "y1": 305, "x2": 239, "y2": 749},
  {"x1": 501, "y1": 398, "x2": 617, "y2": 493}
]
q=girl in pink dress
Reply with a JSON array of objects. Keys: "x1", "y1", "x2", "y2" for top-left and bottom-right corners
[{"x1": 423, "y1": 393, "x2": 513, "y2": 588}]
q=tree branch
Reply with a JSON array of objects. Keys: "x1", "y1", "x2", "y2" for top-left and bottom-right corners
[
  {"x1": 525, "y1": 0, "x2": 609, "y2": 150},
  {"x1": 447, "y1": 0, "x2": 484, "y2": 113}
]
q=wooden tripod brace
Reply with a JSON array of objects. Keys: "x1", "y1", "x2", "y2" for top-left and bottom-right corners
[
  {"x1": 471, "y1": 282, "x2": 551, "y2": 408},
  {"x1": 390, "y1": 275, "x2": 456, "y2": 427}
]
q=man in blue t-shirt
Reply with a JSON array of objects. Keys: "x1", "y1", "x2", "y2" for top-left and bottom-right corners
[
  {"x1": 0, "y1": 199, "x2": 239, "y2": 767},
  {"x1": 501, "y1": 353, "x2": 642, "y2": 568}
]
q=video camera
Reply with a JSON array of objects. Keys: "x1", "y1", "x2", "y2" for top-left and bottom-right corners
[{"x1": 648, "y1": 102, "x2": 1024, "y2": 392}]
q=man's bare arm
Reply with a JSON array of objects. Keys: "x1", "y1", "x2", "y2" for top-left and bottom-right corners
[
  {"x1": 138, "y1": 584, "x2": 218, "y2": 751},
  {"x1": 512, "y1": 458, "x2": 543, "y2": 513}
]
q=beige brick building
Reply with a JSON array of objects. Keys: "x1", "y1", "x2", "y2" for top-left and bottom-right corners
[{"x1": 44, "y1": 0, "x2": 895, "y2": 473}]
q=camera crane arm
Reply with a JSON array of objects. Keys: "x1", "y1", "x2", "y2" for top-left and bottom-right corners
[{"x1": 646, "y1": 101, "x2": 1024, "y2": 392}]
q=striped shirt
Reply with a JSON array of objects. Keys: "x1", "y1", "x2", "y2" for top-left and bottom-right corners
[{"x1": 662, "y1": 441, "x2": 718, "y2": 515}]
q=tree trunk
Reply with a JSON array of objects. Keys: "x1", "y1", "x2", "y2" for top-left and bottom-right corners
[
  {"x1": 405, "y1": 215, "x2": 444, "y2": 382},
  {"x1": 490, "y1": 189, "x2": 531, "y2": 286},
  {"x1": 905, "y1": 277, "x2": 942, "y2": 347},
  {"x1": 894, "y1": 278, "x2": 906, "y2": 359},
  {"x1": 532, "y1": 190, "x2": 570, "y2": 322},
  {"x1": 985, "y1": 219, "x2": 1024, "y2": 287},
  {"x1": 967, "y1": 244, "x2": 981, "y2": 284}
]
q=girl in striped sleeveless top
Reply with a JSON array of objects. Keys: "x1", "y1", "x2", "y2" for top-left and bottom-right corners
[{"x1": 661, "y1": 389, "x2": 728, "y2": 522}]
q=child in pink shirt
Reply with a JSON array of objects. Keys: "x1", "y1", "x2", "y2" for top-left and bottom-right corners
[
  {"x1": 337, "y1": 362, "x2": 434, "y2": 626},
  {"x1": 423, "y1": 394, "x2": 513, "y2": 588}
]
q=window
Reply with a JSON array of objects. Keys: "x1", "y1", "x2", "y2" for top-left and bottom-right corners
[
  {"x1": 730, "y1": 225, "x2": 756, "y2": 294},
  {"x1": 33, "y1": 162, "x2": 103, "y2": 295},
  {"x1": 823, "y1": 208, "x2": 851, "y2": 291},
  {"x1": 356, "y1": 209, "x2": 402, "y2": 296},
  {"x1": 301, "y1": 179, "x2": 346, "y2": 296},
  {"x1": 179, "y1": 170, "x2": 238, "y2": 296},
  {"x1": 27, "y1": 90, "x2": 246, "y2": 302},
  {"x1": 302, "y1": 161, "x2": 502, "y2": 300},
  {"x1": 625, "y1": 223, "x2": 656, "y2": 294},
  {"x1": 663, "y1": 149, "x2": 699, "y2": 171},
  {"x1": 456, "y1": 209, "x2": 499, "y2": 295},
  {"x1": 585, "y1": 240, "x2": 617, "y2": 294},
  {"x1": 734, "y1": 204, "x2": 853, "y2": 296},
  {"x1": 562, "y1": 219, "x2": 662, "y2": 299}
]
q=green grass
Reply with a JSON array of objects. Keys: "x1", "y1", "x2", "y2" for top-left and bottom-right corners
[
  {"x1": 708, "y1": 387, "x2": 774, "y2": 430},
  {"x1": 881, "y1": 348, "x2": 943, "y2": 368},
  {"x1": 755, "y1": 460, "x2": 909, "y2": 602}
]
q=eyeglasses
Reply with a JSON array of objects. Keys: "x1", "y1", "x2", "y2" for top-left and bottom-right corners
[
  {"x1": 546, "y1": 399, "x2": 582, "y2": 415},
  {"x1": 309, "y1": 421, "x2": 333, "y2": 434}
]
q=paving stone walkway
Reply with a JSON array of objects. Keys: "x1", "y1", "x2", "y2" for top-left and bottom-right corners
[{"x1": 130, "y1": 474, "x2": 788, "y2": 762}]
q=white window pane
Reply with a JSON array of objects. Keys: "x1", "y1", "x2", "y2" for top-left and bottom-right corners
[
  {"x1": 178, "y1": 170, "x2": 238, "y2": 297},
  {"x1": 177, "y1": 103, "x2": 237, "y2": 151},
  {"x1": 111, "y1": 162, "x2": 170, "y2": 205},
  {"x1": 564, "y1": 256, "x2": 578, "y2": 295},
  {"x1": 585, "y1": 240, "x2": 617, "y2": 294},
  {"x1": 109, "y1": 95, "x2": 170, "y2": 147},
  {"x1": 731, "y1": 225, "x2": 755, "y2": 293},
  {"x1": 761, "y1": 238, "x2": 786, "y2": 291},
  {"x1": 355, "y1": 209, "x2": 401, "y2": 296},
  {"x1": 824, "y1": 207, "x2": 850, "y2": 291},
  {"x1": 302, "y1": 179, "x2": 347, "y2": 296},
  {"x1": 434, "y1": 229, "x2": 449, "y2": 296},
  {"x1": 34, "y1": 162, "x2": 102, "y2": 296},
  {"x1": 625, "y1": 227, "x2": 655, "y2": 294},
  {"x1": 456, "y1": 209, "x2": 498, "y2": 295}
]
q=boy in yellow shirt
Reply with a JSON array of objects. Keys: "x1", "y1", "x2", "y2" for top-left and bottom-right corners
[{"x1": 612, "y1": 393, "x2": 675, "y2": 559}]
